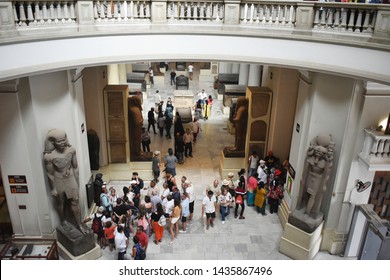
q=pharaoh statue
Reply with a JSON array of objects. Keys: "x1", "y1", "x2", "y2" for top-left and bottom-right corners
[
  {"x1": 289, "y1": 134, "x2": 335, "y2": 233},
  {"x1": 229, "y1": 96, "x2": 249, "y2": 152},
  {"x1": 43, "y1": 129, "x2": 86, "y2": 234},
  {"x1": 128, "y1": 95, "x2": 144, "y2": 159}
]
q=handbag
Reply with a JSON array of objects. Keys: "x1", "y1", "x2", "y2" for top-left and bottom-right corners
[
  {"x1": 158, "y1": 214, "x2": 166, "y2": 226},
  {"x1": 235, "y1": 194, "x2": 243, "y2": 205}
]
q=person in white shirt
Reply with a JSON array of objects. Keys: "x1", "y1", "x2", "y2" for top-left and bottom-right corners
[
  {"x1": 188, "y1": 63, "x2": 194, "y2": 80},
  {"x1": 114, "y1": 225, "x2": 128, "y2": 260},
  {"x1": 161, "y1": 183, "x2": 170, "y2": 210},
  {"x1": 154, "y1": 90, "x2": 161, "y2": 107},
  {"x1": 149, "y1": 67, "x2": 154, "y2": 86},
  {"x1": 185, "y1": 180, "x2": 195, "y2": 221},
  {"x1": 202, "y1": 190, "x2": 217, "y2": 230},
  {"x1": 257, "y1": 160, "x2": 268, "y2": 184},
  {"x1": 165, "y1": 195, "x2": 175, "y2": 216},
  {"x1": 218, "y1": 187, "x2": 233, "y2": 224},
  {"x1": 248, "y1": 151, "x2": 260, "y2": 178}
]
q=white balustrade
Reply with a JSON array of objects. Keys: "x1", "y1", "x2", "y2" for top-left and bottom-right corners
[
  {"x1": 13, "y1": 1, "x2": 77, "y2": 27},
  {"x1": 359, "y1": 128, "x2": 390, "y2": 171},
  {"x1": 241, "y1": 3, "x2": 296, "y2": 27},
  {"x1": 166, "y1": 2, "x2": 224, "y2": 23},
  {"x1": 2, "y1": 1, "x2": 385, "y2": 41}
]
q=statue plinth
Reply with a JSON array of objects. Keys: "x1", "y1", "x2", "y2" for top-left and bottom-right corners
[
  {"x1": 56, "y1": 224, "x2": 95, "y2": 256},
  {"x1": 130, "y1": 152, "x2": 153, "y2": 162},
  {"x1": 223, "y1": 147, "x2": 245, "y2": 158},
  {"x1": 288, "y1": 208, "x2": 324, "y2": 233}
]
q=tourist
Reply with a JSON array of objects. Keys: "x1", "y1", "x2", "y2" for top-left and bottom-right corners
[{"x1": 202, "y1": 190, "x2": 217, "y2": 230}]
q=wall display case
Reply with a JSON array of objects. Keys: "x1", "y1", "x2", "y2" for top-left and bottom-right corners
[{"x1": 0, "y1": 238, "x2": 59, "y2": 260}]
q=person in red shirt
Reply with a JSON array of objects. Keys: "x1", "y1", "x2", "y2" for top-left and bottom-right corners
[
  {"x1": 135, "y1": 225, "x2": 148, "y2": 252},
  {"x1": 104, "y1": 221, "x2": 116, "y2": 252}
]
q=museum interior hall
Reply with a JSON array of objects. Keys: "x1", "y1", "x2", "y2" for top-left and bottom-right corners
[{"x1": 0, "y1": 0, "x2": 389, "y2": 260}]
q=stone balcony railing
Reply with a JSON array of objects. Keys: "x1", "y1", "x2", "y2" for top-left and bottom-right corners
[
  {"x1": 0, "y1": 1, "x2": 389, "y2": 48},
  {"x1": 359, "y1": 128, "x2": 390, "y2": 171}
]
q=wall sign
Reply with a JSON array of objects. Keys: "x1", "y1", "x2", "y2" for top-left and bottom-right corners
[
  {"x1": 10, "y1": 185, "x2": 29, "y2": 194},
  {"x1": 8, "y1": 175, "x2": 27, "y2": 184}
]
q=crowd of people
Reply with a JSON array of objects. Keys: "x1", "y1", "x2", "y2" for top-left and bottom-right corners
[{"x1": 88, "y1": 149, "x2": 287, "y2": 260}]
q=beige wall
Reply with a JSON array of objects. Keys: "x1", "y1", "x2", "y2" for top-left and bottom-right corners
[{"x1": 262, "y1": 66, "x2": 299, "y2": 163}]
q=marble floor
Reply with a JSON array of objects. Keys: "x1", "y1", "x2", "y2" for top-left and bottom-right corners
[{"x1": 98, "y1": 64, "x2": 345, "y2": 260}]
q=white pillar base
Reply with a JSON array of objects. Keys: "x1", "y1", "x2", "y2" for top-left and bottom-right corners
[{"x1": 279, "y1": 221, "x2": 323, "y2": 260}]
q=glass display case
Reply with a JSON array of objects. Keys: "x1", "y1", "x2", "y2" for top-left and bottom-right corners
[{"x1": 0, "y1": 238, "x2": 59, "y2": 260}]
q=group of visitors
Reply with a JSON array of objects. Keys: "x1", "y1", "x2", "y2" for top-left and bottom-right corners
[{"x1": 195, "y1": 89, "x2": 213, "y2": 121}]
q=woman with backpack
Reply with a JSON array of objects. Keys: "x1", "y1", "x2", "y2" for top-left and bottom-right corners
[{"x1": 83, "y1": 206, "x2": 105, "y2": 248}]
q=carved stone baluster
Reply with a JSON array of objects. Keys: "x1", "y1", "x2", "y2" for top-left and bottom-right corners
[
  {"x1": 100, "y1": 1, "x2": 106, "y2": 20},
  {"x1": 107, "y1": 1, "x2": 112, "y2": 19},
  {"x1": 129, "y1": 1, "x2": 134, "y2": 20},
  {"x1": 383, "y1": 139, "x2": 390, "y2": 157},
  {"x1": 334, "y1": 8, "x2": 340, "y2": 30},
  {"x1": 220, "y1": 4, "x2": 224, "y2": 20},
  {"x1": 13, "y1": 3, "x2": 19, "y2": 26},
  {"x1": 193, "y1": 3, "x2": 198, "y2": 20},
  {"x1": 34, "y1": 2, "x2": 42, "y2": 25},
  {"x1": 327, "y1": 9, "x2": 333, "y2": 29},
  {"x1": 249, "y1": 4, "x2": 254, "y2": 23},
  {"x1": 340, "y1": 8, "x2": 347, "y2": 31},
  {"x1": 42, "y1": 2, "x2": 49, "y2": 23},
  {"x1": 206, "y1": 3, "x2": 211, "y2": 20},
  {"x1": 362, "y1": 9, "x2": 370, "y2": 33},
  {"x1": 313, "y1": 8, "x2": 320, "y2": 29},
  {"x1": 199, "y1": 3, "x2": 204, "y2": 20},
  {"x1": 56, "y1": 2, "x2": 63, "y2": 23},
  {"x1": 377, "y1": 139, "x2": 385, "y2": 157},
  {"x1": 119, "y1": 1, "x2": 124, "y2": 20},
  {"x1": 319, "y1": 8, "x2": 326, "y2": 29},
  {"x1": 26, "y1": 2, "x2": 34, "y2": 26},
  {"x1": 63, "y1": 2, "x2": 70, "y2": 23},
  {"x1": 265, "y1": 5, "x2": 271, "y2": 25},
  {"x1": 255, "y1": 5, "x2": 260, "y2": 24},
  {"x1": 368, "y1": 10, "x2": 376, "y2": 33},
  {"x1": 354, "y1": 10, "x2": 363, "y2": 33},
  {"x1": 347, "y1": 9, "x2": 355, "y2": 32},
  {"x1": 213, "y1": 3, "x2": 218, "y2": 20},
  {"x1": 19, "y1": 2, "x2": 27, "y2": 26},
  {"x1": 67, "y1": 1, "x2": 75, "y2": 23},
  {"x1": 180, "y1": 2, "x2": 185, "y2": 19},
  {"x1": 145, "y1": 2, "x2": 150, "y2": 19},
  {"x1": 93, "y1": 1, "x2": 98, "y2": 20},
  {"x1": 371, "y1": 138, "x2": 380, "y2": 155},
  {"x1": 113, "y1": 2, "x2": 119, "y2": 20},
  {"x1": 288, "y1": 5, "x2": 294, "y2": 26}
]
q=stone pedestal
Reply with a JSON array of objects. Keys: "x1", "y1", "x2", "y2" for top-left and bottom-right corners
[
  {"x1": 219, "y1": 149, "x2": 245, "y2": 179},
  {"x1": 279, "y1": 221, "x2": 324, "y2": 260},
  {"x1": 278, "y1": 199, "x2": 291, "y2": 229},
  {"x1": 56, "y1": 224, "x2": 96, "y2": 257},
  {"x1": 58, "y1": 242, "x2": 102, "y2": 260}
]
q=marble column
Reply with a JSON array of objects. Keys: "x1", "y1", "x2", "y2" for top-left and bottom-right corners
[
  {"x1": 226, "y1": 63, "x2": 233, "y2": 73},
  {"x1": 248, "y1": 64, "x2": 261, "y2": 86},
  {"x1": 118, "y1": 64, "x2": 127, "y2": 84},
  {"x1": 239, "y1": 63, "x2": 249, "y2": 85},
  {"x1": 219, "y1": 62, "x2": 229, "y2": 73},
  {"x1": 107, "y1": 64, "x2": 120, "y2": 84},
  {"x1": 232, "y1": 63, "x2": 240, "y2": 74}
]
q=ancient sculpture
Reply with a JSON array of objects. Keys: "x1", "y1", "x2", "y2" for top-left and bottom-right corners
[
  {"x1": 229, "y1": 96, "x2": 249, "y2": 152},
  {"x1": 289, "y1": 134, "x2": 335, "y2": 233},
  {"x1": 128, "y1": 95, "x2": 144, "y2": 159},
  {"x1": 43, "y1": 129, "x2": 85, "y2": 234},
  {"x1": 300, "y1": 134, "x2": 335, "y2": 215}
]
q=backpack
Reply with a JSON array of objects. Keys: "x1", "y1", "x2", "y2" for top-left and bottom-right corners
[
  {"x1": 91, "y1": 213, "x2": 103, "y2": 234},
  {"x1": 134, "y1": 243, "x2": 146, "y2": 260}
]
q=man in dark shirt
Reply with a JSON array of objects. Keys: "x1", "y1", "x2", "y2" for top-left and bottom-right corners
[
  {"x1": 113, "y1": 198, "x2": 131, "y2": 218},
  {"x1": 170, "y1": 69, "x2": 176, "y2": 85},
  {"x1": 131, "y1": 172, "x2": 144, "y2": 209},
  {"x1": 147, "y1": 108, "x2": 157, "y2": 134}
]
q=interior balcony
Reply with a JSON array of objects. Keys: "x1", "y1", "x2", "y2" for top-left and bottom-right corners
[{"x1": 359, "y1": 128, "x2": 390, "y2": 171}]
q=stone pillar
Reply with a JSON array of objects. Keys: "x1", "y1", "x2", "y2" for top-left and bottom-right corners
[
  {"x1": 118, "y1": 64, "x2": 127, "y2": 84},
  {"x1": 0, "y1": 2, "x2": 15, "y2": 30},
  {"x1": 107, "y1": 64, "x2": 120, "y2": 84},
  {"x1": 232, "y1": 63, "x2": 240, "y2": 74},
  {"x1": 374, "y1": 7, "x2": 390, "y2": 37},
  {"x1": 295, "y1": 3, "x2": 315, "y2": 30},
  {"x1": 239, "y1": 63, "x2": 249, "y2": 85},
  {"x1": 219, "y1": 62, "x2": 229, "y2": 73},
  {"x1": 77, "y1": 1, "x2": 95, "y2": 32},
  {"x1": 248, "y1": 64, "x2": 261, "y2": 86},
  {"x1": 224, "y1": 0, "x2": 240, "y2": 25},
  {"x1": 226, "y1": 63, "x2": 233, "y2": 73},
  {"x1": 151, "y1": 0, "x2": 167, "y2": 23}
]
